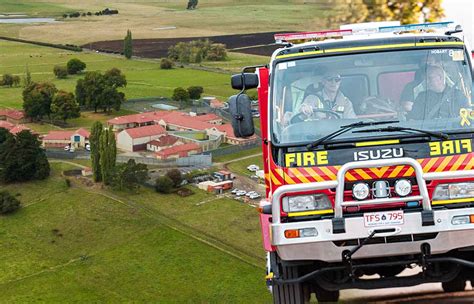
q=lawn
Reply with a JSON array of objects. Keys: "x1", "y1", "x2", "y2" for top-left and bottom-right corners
[
  {"x1": 0, "y1": 1, "x2": 332, "y2": 45},
  {"x1": 0, "y1": 40, "x2": 237, "y2": 110},
  {"x1": 227, "y1": 155, "x2": 264, "y2": 177},
  {"x1": 0, "y1": 163, "x2": 271, "y2": 302},
  {"x1": 213, "y1": 146, "x2": 262, "y2": 163}
]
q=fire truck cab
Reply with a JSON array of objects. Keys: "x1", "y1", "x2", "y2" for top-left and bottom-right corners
[{"x1": 229, "y1": 21, "x2": 474, "y2": 303}]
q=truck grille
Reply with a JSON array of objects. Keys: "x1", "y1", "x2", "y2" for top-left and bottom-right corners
[{"x1": 333, "y1": 233, "x2": 438, "y2": 247}]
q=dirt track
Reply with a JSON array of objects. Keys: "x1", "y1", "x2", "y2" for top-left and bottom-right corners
[{"x1": 84, "y1": 32, "x2": 285, "y2": 58}]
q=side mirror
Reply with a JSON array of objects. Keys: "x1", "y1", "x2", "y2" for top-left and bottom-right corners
[
  {"x1": 228, "y1": 93, "x2": 254, "y2": 138},
  {"x1": 231, "y1": 73, "x2": 259, "y2": 90}
]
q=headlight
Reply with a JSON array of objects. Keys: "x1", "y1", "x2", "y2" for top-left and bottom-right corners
[
  {"x1": 433, "y1": 182, "x2": 474, "y2": 200},
  {"x1": 352, "y1": 182, "x2": 370, "y2": 200},
  {"x1": 282, "y1": 194, "x2": 331, "y2": 213},
  {"x1": 395, "y1": 179, "x2": 412, "y2": 197}
]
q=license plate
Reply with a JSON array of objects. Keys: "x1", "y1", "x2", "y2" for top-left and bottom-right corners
[{"x1": 363, "y1": 210, "x2": 404, "y2": 227}]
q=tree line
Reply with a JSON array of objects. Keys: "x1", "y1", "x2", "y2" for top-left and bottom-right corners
[{"x1": 328, "y1": 0, "x2": 444, "y2": 26}]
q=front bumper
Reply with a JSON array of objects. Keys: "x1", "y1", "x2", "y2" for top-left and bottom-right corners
[
  {"x1": 270, "y1": 158, "x2": 474, "y2": 262},
  {"x1": 273, "y1": 207, "x2": 474, "y2": 262}
]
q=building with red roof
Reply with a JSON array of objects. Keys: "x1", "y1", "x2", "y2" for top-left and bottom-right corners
[
  {"x1": 0, "y1": 109, "x2": 25, "y2": 124},
  {"x1": 42, "y1": 128, "x2": 90, "y2": 148},
  {"x1": 0, "y1": 120, "x2": 15, "y2": 130},
  {"x1": 107, "y1": 111, "x2": 170, "y2": 131},
  {"x1": 117, "y1": 124, "x2": 167, "y2": 152},
  {"x1": 146, "y1": 135, "x2": 180, "y2": 152},
  {"x1": 155, "y1": 143, "x2": 201, "y2": 160}
]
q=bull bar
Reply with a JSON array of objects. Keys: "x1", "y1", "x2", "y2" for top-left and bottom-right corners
[{"x1": 271, "y1": 157, "x2": 474, "y2": 244}]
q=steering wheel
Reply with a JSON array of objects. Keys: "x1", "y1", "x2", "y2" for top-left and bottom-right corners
[{"x1": 290, "y1": 109, "x2": 341, "y2": 124}]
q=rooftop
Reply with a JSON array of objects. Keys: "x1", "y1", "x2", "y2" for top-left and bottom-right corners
[
  {"x1": 124, "y1": 124, "x2": 166, "y2": 139},
  {"x1": 155, "y1": 142, "x2": 201, "y2": 157}
]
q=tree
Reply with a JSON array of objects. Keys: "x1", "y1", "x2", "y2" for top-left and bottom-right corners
[
  {"x1": 66, "y1": 58, "x2": 86, "y2": 74},
  {"x1": 112, "y1": 159, "x2": 148, "y2": 191},
  {"x1": 99, "y1": 127, "x2": 116, "y2": 185},
  {"x1": 0, "y1": 130, "x2": 50, "y2": 183},
  {"x1": 51, "y1": 90, "x2": 80, "y2": 122},
  {"x1": 187, "y1": 86, "x2": 204, "y2": 100},
  {"x1": 75, "y1": 69, "x2": 126, "y2": 113},
  {"x1": 53, "y1": 65, "x2": 68, "y2": 79},
  {"x1": 160, "y1": 58, "x2": 174, "y2": 69},
  {"x1": 207, "y1": 43, "x2": 227, "y2": 61},
  {"x1": 186, "y1": 0, "x2": 198, "y2": 9},
  {"x1": 421, "y1": 0, "x2": 444, "y2": 22},
  {"x1": 363, "y1": 0, "x2": 393, "y2": 22},
  {"x1": 124, "y1": 29, "x2": 133, "y2": 59},
  {"x1": 12, "y1": 75, "x2": 20, "y2": 87},
  {"x1": 90, "y1": 121, "x2": 103, "y2": 182},
  {"x1": 172, "y1": 87, "x2": 190, "y2": 103},
  {"x1": 166, "y1": 169, "x2": 183, "y2": 188},
  {"x1": 0, "y1": 127, "x2": 10, "y2": 144},
  {"x1": 1, "y1": 74, "x2": 14, "y2": 87},
  {"x1": 22, "y1": 82, "x2": 57, "y2": 121},
  {"x1": 155, "y1": 176, "x2": 174, "y2": 194},
  {"x1": 23, "y1": 65, "x2": 32, "y2": 88},
  {"x1": 0, "y1": 191, "x2": 21, "y2": 214}
]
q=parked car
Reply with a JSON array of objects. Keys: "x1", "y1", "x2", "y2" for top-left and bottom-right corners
[
  {"x1": 249, "y1": 193, "x2": 261, "y2": 199},
  {"x1": 246, "y1": 191, "x2": 257, "y2": 197},
  {"x1": 235, "y1": 190, "x2": 247, "y2": 196},
  {"x1": 231, "y1": 188, "x2": 239, "y2": 194},
  {"x1": 69, "y1": 146, "x2": 75, "y2": 153},
  {"x1": 247, "y1": 164, "x2": 259, "y2": 172},
  {"x1": 85, "y1": 143, "x2": 91, "y2": 151},
  {"x1": 64, "y1": 145, "x2": 70, "y2": 151}
]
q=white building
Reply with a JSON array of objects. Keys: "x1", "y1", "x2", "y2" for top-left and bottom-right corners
[{"x1": 117, "y1": 124, "x2": 166, "y2": 152}]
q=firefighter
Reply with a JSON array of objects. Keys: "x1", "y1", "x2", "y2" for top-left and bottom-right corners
[
  {"x1": 407, "y1": 65, "x2": 469, "y2": 120},
  {"x1": 299, "y1": 70, "x2": 356, "y2": 119}
]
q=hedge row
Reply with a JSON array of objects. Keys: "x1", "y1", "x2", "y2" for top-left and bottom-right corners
[{"x1": 0, "y1": 36, "x2": 82, "y2": 52}]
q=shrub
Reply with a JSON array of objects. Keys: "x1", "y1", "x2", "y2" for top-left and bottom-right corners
[
  {"x1": 53, "y1": 65, "x2": 68, "y2": 79},
  {"x1": 207, "y1": 43, "x2": 227, "y2": 61},
  {"x1": 0, "y1": 191, "x2": 21, "y2": 214},
  {"x1": 1, "y1": 74, "x2": 14, "y2": 87},
  {"x1": 160, "y1": 58, "x2": 174, "y2": 69},
  {"x1": 65, "y1": 178, "x2": 71, "y2": 187},
  {"x1": 67, "y1": 58, "x2": 86, "y2": 74},
  {"x1": 187, "y1": 86, "x2": 204, "y2": 100},
  {"x1": 155, "y1": 176, "x2": 174, "y2": 194},
  {"x1": 172, "y1": 87, "x2": 190, "y2": 102},
  {"x1": 166, "y1": 169, "x2": 183, "y2": 188}
]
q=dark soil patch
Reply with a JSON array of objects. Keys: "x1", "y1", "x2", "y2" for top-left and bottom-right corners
[
  {"x1": 84, "y1": 32, "x2": 287, "y2": 58},
  {"x1": 176, "y1": 188, "x2": 194, "y2": 197}
]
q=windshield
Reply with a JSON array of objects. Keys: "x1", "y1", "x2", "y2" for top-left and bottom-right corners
[{"x1": 272, "y1": 48, "x2": 473, "y2": 145}]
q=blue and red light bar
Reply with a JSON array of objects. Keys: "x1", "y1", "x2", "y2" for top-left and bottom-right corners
[{"x1": 275, "y1": 21, "x2": 455, "y2": 44}]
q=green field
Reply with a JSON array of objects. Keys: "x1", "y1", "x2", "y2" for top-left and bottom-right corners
[
  {"x1": 227, "y1": 155, "x2": 264, "y2": 177},
  {"x1": 0, "y1": 163, "x2": 271, "y2": 302},
  {"x1": 0, "y1": 1, "x2": 331, "y2": 45},
  {"x1": 0, "y1": 40, "x2": 241, "y2": 110},
  {"x1": 213, "y1": 147, "x2": 262, "y2": 163}
]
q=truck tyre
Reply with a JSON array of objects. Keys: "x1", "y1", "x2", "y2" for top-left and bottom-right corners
[
  {"x1": 442, "y1": 278, "x2": 466, "y2": 293},
  {"x1": 314, "y1": 285, "x2": 340, "y2": 303},
  {"x1": 272, "y1": 265, "x2": 310, "y2": 304}
]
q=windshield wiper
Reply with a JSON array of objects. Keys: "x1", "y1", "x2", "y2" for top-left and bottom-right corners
[
  {"x1": 306, "y1": 120, "x2": 399, "y2": 150},
  {"x1": 353, "y1": 126, "x2": 449, "y2": 140}
]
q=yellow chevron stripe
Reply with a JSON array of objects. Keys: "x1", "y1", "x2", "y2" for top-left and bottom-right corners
[
  {"x1": 303, "y1": 167, "x2": 325, "y2": 182},
  {"x1": 354, "y1": 169, "x2": 372, "y2": 180},
  {"x1": 388, "y1": 165, "x2": 404, "y2": 178},
  {"x1": 270, "y1": 172, "x2": 281, "y2": 186},
  {"x1": 283, "y1": 172, "x2": 297, "y2": 184},
  {"x1": 451, "y1": 154, "x2": 468, "y2": 171},
  {"x1": 289, "y1": 168, "x2": 310, "y2": 184},
  {"x1": 320, "y1": 167, "x2": 337, "y2": 180},
  {"x1": 432, "y1": 197, "x2": 474, "y2": 205},
  {"x1": 287, "y1": 209, "x2": 334, "y2": 217},
  {"x1": 435, "y1": 156, "x2": 453, "y2": 172},
  {"x1": 423, "y1": 157, "x2": 438, "y2": 173},
  {"x1": 404, "y1": 167, "x2": 414, "y2": 177},
  {"x1": 345, "y1": 172, "x2": 357, "y2": 181},
  {"x1": 464, "y1": 155, "x2": 474, "y2": 170},
  {"x1": 371, "y1": 166, "x2": 390, "y2": 178}
]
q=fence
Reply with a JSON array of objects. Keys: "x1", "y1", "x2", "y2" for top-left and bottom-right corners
[{"x1": 204, "y1": 140, "x2": 260, "y2": 158}]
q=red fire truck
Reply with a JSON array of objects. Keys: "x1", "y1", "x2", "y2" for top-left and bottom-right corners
[{"x1": 228, "y1": 21, "x2": 474, "y2": 303}]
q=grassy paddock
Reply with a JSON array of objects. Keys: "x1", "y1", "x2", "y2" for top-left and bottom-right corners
[
  {"x1": 227, "y1": 155, "x2": 264, "y2": 177},
  {"x1": 213, "y1": 146, "x2": 262, "y2": 163},
  {"x1": 0, "y1": 40, "x2": 236, "y2": 110},
  {"x1": 0, "y1": 163, "x2": 271, "y2": 302},
  {"x1": 0, "y1": 1, "x2": 331, "y2": 45}
]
